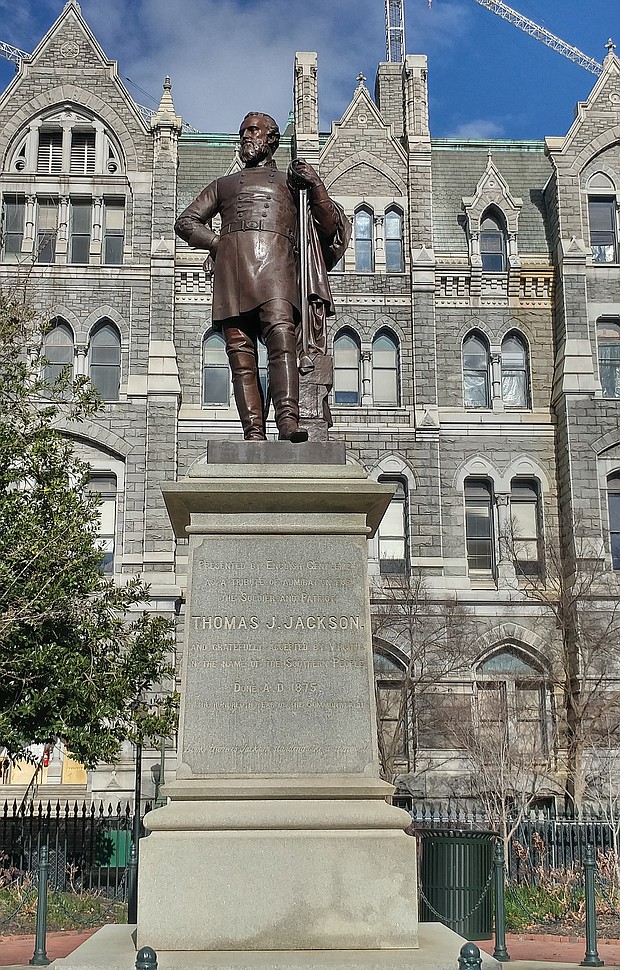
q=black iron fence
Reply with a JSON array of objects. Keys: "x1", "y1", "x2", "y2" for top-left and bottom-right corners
[
  {"x1": 408, "y1": 802, "x2": 620, "y2": 881},
  {"x1": 0, "y1": 799, "x2": 146, "y2": 897}
]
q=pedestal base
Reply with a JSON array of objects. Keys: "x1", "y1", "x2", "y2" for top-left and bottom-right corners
[
  {"x1": 54, "y1": 923, "x2": 502, "y2": 970},
  {"x1": 137, "y1": 791, "x2": 418, "y2": 952}
]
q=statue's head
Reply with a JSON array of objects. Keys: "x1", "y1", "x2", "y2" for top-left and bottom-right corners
[{"x1": 239, "y1": 112, "x2": 280, "y2": 166}]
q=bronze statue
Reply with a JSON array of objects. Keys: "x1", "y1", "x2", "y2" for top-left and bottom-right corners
[{"x1": 174, "y1": 112, "x2": 350, "y2": 442}]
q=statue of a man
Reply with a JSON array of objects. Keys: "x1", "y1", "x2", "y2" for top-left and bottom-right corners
[{"x1": 174, "y1": 112, "x2": 350, "y2": 442}]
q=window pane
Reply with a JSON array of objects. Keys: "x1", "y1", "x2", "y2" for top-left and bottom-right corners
[
  {"x1": 589, "y1": 198, "x2": 617, "y2": 262},
  {"x1": 355, "y1": 210, "x2": 373, "y2": 272},
  {"x1": 204, "y1": 333, "x2": 227, "y2": 365},
  {"x1": 71, "y1": 200, "x2": 92, "y2": 233},
  {"x1": 355, "y1": 210, "x2": 372, "y2": 238},
  {"x1": 334, "y1": 334, "x2": 360, "y2": 405},
  {"x1": 3, "y1": 195, "x2": 25, "y2": 258},
  {"x1": 104, "y1": 234, "x2": 123, "y2": 265},
  {"x1": 465, "y1": 480, "x2": 493, "y2": 572},
  {"x1": 203, "y1": 366, "x2": 229, "y2": 405}
]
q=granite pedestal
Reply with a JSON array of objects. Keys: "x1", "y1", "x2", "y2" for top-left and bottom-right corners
[{"x1": 137, "y1": 443, "x2": 420, "y2": 960}]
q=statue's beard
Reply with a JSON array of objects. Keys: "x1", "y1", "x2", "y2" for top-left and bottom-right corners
[{"x1": 240, "y1": 138, "x2": 269, "y2": 165}]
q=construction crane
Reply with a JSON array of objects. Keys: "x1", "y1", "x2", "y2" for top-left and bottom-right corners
[
  {"x1": 0, "y1": 38, "x2": 199, "y2": 132},
  {"x1": 471, "y1": 0, "x2": 603, "y2": 76},
  {"x1": 385, "y1": 0, "x2": 406, "y2": 62}
]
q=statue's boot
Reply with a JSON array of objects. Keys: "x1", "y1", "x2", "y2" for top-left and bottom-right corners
[
  {"x1": 265, "y1": 327, "x2": 308, "y2": 443},
  {"x1": 225, "y1": 341, "x2": 266, "y2": 441}
]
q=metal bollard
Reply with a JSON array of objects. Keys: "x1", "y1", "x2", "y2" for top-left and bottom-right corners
[
  {"x1": 127, "y1": 840, "x2": 138, "y2": 924},
  {"x1": 29, "y1": 844, "x2": 50, "y2": 966},
  {"x1": 492, "y1": 840, "x2": 510, "y2": 962},
  {"x1": 458, "y1": 941, "x2": 482, "y2": 969},
  {"x1": 580, "y1": 843, "x2": 604, "y2": 968},
  {"x1": 136, "y1": 945, "x2": 158, "y2": 970}
]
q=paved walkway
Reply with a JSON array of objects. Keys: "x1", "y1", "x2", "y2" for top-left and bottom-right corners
[{"x1": 2, "y1": 930, "x2": 620, "y2": 969}]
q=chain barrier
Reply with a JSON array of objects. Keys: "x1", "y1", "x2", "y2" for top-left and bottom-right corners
[
  {"x1": 48, "y1": 870, "x2": 128, "y2": 928},
  {"x1": 418, "y1": 865, "x2": 494, "y2": 928},
  {"x1": 594, "y1": 871, "x2": 620, "y2": 918},
  {"x1": 0, "y1": 882, "x2": 37, "y2": 927},
  {"x1": 505, "y1": 874, "x2": 583, "y2": 926}
]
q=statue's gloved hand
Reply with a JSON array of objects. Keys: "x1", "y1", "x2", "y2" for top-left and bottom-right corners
[{"x1": 287, "y1": 158, "x2": 323, "y2": 192}]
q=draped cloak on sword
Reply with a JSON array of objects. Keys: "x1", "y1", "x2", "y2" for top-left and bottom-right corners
[{"x1": 289, "y1": 160, "x2": 351, "y2": 388}]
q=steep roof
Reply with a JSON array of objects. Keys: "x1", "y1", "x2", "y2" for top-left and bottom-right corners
[{"x1": 431, "y1": 141, "x2": 553, "y2": 256}]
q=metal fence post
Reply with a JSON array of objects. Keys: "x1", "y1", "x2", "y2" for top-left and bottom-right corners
[
  {"x1": 492, "y1": 840, "x2": 510, "y2": 962},
  {"x1": 580, "y1": 843, "x2": 604, "y2": 968},
  {"x1": 29, "y1": 844, "x2": 50, "y2": 966},
  {"x1": 127, "y1": 840, "x2": 138, "y2": 924},
  {"x1": 136, "y1": 945, "x2": 158, "y2": 970},
  {"x1": 458, "y1": 941, "x2": 482, "y2": 969}
]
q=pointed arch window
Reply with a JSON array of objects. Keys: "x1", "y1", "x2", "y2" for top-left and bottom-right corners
[
  {"x1": 372, "y1": 331, "x2": 399, "y2": 406},
  {"x1": 385, "y1": 207, "x2": 404, "y2": 273},
  {"x1": 607, "y1": 473, "x2": 620, "y2": 570},
  {"x1": 480, "y1": 209, "x2": 507, "y2": 271},
  {"x1": 597, "y1": 318, "x2": 620, "y2": 398},
  {"x1": 202, "y1": 331, "x2": 230, "y2": 406},
  {"x1": 354, "y1": 207, "x2": 374, "y2": 272},
  {"x1": 501, "y1": 331, "x2": 530, "y2": 408},
  {"x1": 90, "y1": 321, "x2": 121, "y2": 401},
  {"x1": 333, "y1": 330, "x2": 361, "y2": 405},
  {"x1": 476, "y1": 648, "x2": 549, "y2": 755},
  {"x1": 43, "y1": 321, "x2": 74, "y2": 387},
  {"x1": 463, "y1": 332, "x2": 490, "y2": 409}
]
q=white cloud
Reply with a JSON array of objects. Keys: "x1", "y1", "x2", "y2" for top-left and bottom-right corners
[
  {"x1": 79, "y1": 0, "x2": 387, "y2": 133},
  {"x1": 446, "y1": 119, "x2": 505, "y2": 139}
]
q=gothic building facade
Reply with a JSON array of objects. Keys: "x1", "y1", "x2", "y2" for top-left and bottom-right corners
[{"x1": 2, "y1": 2, "x2": 620, "y2": 809}]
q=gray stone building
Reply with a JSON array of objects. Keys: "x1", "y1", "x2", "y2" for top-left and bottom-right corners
[{"x1": 2, "y1": 1, "x2": 620, "y2": 810}]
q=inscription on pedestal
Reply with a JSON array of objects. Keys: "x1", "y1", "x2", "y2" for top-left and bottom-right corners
[{"x1": 180, "y1": 535, "x2": 376, "y2": 775}]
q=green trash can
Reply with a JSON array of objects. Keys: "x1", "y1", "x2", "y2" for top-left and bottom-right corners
[{"x1": 417, "y1": 828, "x2": 496, "y2": 940}]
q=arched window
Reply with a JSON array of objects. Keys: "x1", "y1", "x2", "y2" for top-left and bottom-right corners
[
  {"x1": 501, "y1": 331, "x2": 530, "y2": 408},
  {"x1": 90, "y1": 321, "x2": 121, "y2": 401},
  {"x1": 333, "y1": 330, "x2": 361, "y2": 405},
  {"x1": 476, "y1": 648, "x2": 549, "y2": 755},
  {"x1": 607, "y1": 473, "x2": 620, "y2": 570},
  {"x1": 597, "y1": 319, "x2": 620, "y2": 398},
  {"x1": 377, "y1": 477, "x2": 407, "y2": 574},
  {"x1": 510, "y1": 478, "x2": 542, "y2": 577},
  {"x1": 464, "y1": 478, "x2": 494, "y2": 574},
  {"x1": 480, "y1": 209, "x2": 507, "y2": 271},
  {"x1": 202, "y1": 331, "x2": 230, "y2": 406},
  {"x1": 43, "y1": 321, "x2": 74, "y2": 387},
  {"x1": 372, "y1": 331, "x2": 399, "y2": 406},
  {"x1": 354, "y1": 207, "x2": 374, "y2": 272},
  {"x1": 9, "y1": 108, "x2": 123, "y2": 177},
  {"x1": 88, "y1": 474, "x2": 117, "y2": 574},
  {"x1": 385, "y1": 207, "x2": 404, "y2": 273},
  {"x1": 463, "y1": 332, "x2": 490, "y2": 408}
]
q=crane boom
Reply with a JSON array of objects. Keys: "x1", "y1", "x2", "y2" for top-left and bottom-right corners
[
  {"x1": 0, "y1": 40, "x2": 29, "y2": 64},
  {"x1": 473, "y1": 0, "x2": 602, "y2": 76},
  {"x1": 385, "y1": 0, "x2": 406, "y2": 62}
]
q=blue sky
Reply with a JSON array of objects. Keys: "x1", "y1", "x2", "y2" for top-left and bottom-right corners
[{"x1": 0, "y1": 0, "x2": 617, "y2": 140}]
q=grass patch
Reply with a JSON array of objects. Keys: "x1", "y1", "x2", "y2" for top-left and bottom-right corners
[{"x1": 0, "y1": 884, "x2": 127, "y2": 935}]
